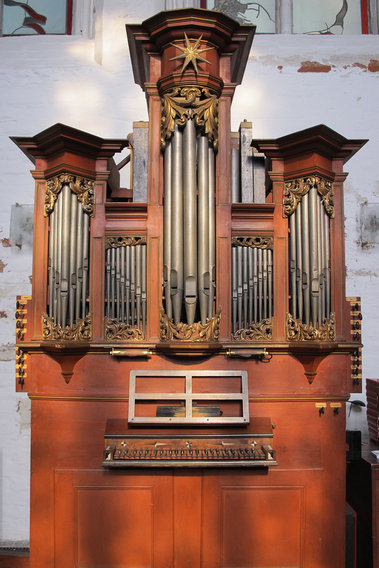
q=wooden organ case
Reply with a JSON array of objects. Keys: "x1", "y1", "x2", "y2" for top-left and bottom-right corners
[{"x1": 12, "y1": 8, "x2": 366, "y2": 568}]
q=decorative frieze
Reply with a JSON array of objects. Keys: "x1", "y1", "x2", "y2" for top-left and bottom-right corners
[
  {"x1": 105, "y1": 317, "x2": 145, "y2": 341},
  {"x1": 160, "y1": 306, "x2": 221, "y2": 342},
  {"x1": 232, "y1": 235, "x2": 273, "y2": 249},
  {"x1": 42, "y1": 313, "x2": 92, "y2": 341},
  {"x1": 286, "y1": 312, "x2": 336, "y2": 341},
  {"x1": 233, "y1": 318, "x2": 273, "y2": 342},
  {"x1": 105, "y1": 235, "x2": 146, "y2": 249},
  {"x1": 283, "y1": 176, "x2": 334, "y2": 218},
  {"x1": 161, "y1": 86, "x2": 219, "y2": 150},
  {"x1": 45, "y1": 174, "x2": 95, "y2": 217}
]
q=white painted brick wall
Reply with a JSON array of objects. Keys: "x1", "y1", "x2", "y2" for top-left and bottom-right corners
[{"x1": 0, "y1": 0, "x2": 378, "y2": 544}]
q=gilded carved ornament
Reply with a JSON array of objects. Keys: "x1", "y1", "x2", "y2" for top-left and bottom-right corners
[
  {"x1": 161, "y1": 86, "x2": 219, "y2": 151},
  {"x1": 105, "y1": 235, "x2": 146, "y2": 249},
  {"x1": 232, "y1": 236, "x2": 273, "y2": 250},
  {"x1": 160, "y1": 306, "x2": 221, "y2": 342},
  {"x1": 286, "y1": 312, "x2": 336, "y2": 341},
  {"x1": 45, "y1": 174, "x2": 95, "y2": 217},
  {"x1": 169, "y1": 33, "x2": 212, "y2": 75},
  {"x1": 233, "y1": 318, "x2": 273, "y2": 342},
  {"x1": 42, "y1": 313, "x2": 92, "y2": 341},
  {"x1": 283, "y1": 176, "x2": 334, "y2": 218},
  {"x1": 105, "y1": 317, "x2": 145, "y2": 341}
]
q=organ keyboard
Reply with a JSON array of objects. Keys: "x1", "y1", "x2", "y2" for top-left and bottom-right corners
[{"x1": 103, "y1": 420, "x2": 277, "y2": 468}]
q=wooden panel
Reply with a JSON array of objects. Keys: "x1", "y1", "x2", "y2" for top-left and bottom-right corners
[
  {"x1": 54, "y1": 469, "x2": 173, "y2": 568},
  {"x1": 220, "y1": 486, "x2": 302, "y2": 567},
  {"x1": 201, "y1": 470, "x2": 325, "y2": 568},
  {"x1": 77, "y1": 487, "x2": 153, "y2": 567}
]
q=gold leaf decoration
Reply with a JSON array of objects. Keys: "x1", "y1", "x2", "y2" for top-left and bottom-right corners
[
  {"x1": 105, "y1": 235, "x2": 147, "y2": 249},
  {"x1": 105, "y1": 317, "x2": 145, "y2": 341},
  {"x1": 233, "y1": 318, "x2": 273, "y2": 341},
  {"x1": 283, "y1": 176, "x2": 334, "y2": 218},
  {"x1": 161, "y1": 86, "x2": 219, "y2": 151},
  {"x1": 169, "y1": 33, "x2": 212, "y2": 75},
  {"x1": 42, "y1": 313, "x2": 92, "y2": 341},
  {"x1": 232, "y1": 236, "x2": 273, "y2": 250},
  {"x1": 159, "y1": 306, "x2": 221, "y2": 342},
  {"x1": 286, "y1": 312, "x2": 336, "y2": 341},
  {"x1": 45, "y1": 174, "x2": 95, "y2": 217}
]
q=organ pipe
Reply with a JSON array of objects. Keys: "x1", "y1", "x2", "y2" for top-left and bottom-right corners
[
  {"x1": 183, "y1": 118, "x2": 197, "y2": 325},
  {"x1": 163, "y1": 120, "x2": 216, "y2": 326},
  {"x1": 47, "y1": 185, "x2": 90, "y2": 328},
  {"x1": 104, "y1": 238, "x2": 147, "y2": 331},
  {"x1": 231, "y1": 240, "x2": 273, "y2": 332},
  {"x1": 289, "y1": 184, "x2": 331, "y2": 327}
]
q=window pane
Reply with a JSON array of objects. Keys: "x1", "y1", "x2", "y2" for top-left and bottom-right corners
[
  {"x1": 3, "y1": 0, "x2": 68, "y2": 35},
  {"x1": 207, "y1": 0, "x2": 276, "y2": 33},
  {"x1": 293, "y1": 0, "x2": 363, "y2": 34}
]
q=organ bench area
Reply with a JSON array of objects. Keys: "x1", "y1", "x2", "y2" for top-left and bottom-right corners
[{"x1": 12, "y1": 8, "x2": 365, "y2": 568}]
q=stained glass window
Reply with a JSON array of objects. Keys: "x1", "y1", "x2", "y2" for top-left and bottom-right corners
[
  {"x1": 293, "y1": 0, "x2": 365, "y2": 35},
  {"x1": 202, "y1": 0, "x2": 369, "y2": 34},
  {"x1": 1, "y1": 0, "x2": 72, "y2": 35},
  {"x1": 205, "y1": 0, "x2": 276, "y2": 33}
]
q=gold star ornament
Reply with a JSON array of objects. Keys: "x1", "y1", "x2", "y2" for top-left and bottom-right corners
[{"x1": 169, "y1": 33, "x2": 212, "y2": 74}]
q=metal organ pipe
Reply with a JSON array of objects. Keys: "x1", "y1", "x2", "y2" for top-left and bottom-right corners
[
  {"x1": 198, "y1": 134, "x2": 210, "y2": 324},
  {"x1": 47, "y1": 186, "x2": 90, "y2": 328},
  {"x1": 183, "y1": 118, "x2": 197, "y2": 325},
  {"x1": 104, "y1": 239, "x2": 147, "y2": 330},
  {"x1": 208, "y1": 145, "x2": 216, "y2": 320},
  {"x1": 163, "y1": 120, "x2": 216, "y2": 326},
  {"x1": 163, "y1": 139, "x2": 172, "y2": 320},
  {"x1": 288, "y1": 184, "x2": 332, "y2": 327},
  {"x1": 69, "y1": 192, "x2": 78, "y2": 327},
  {"x1": 171, "y1": 125, "x2": 184, "y2": 324},
  {"x1": 231, "y1": 240, "x2": 274, "y2": 331}
]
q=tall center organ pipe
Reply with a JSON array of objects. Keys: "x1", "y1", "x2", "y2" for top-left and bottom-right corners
[
  {"x1": 48, "y1": 184, "x2": 90, "y2": 328},
  {"x1": 289, "y1": 184, "x2": 331, "y2": 327},
  {"x1": 163, "y1": 120, "x2": 216, "y2": 325},
  {"x1": 183, "y1": 118, "x2": 197, "y2": 324}
]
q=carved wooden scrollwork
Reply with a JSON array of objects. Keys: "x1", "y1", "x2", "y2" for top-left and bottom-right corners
[
  {"x1": 45, "y1": 174, "x2": 95, "y2": 217},
  {"x1": 283, "y1": 176, "x2": 334, "y2": 218},
  {"x1": 233, "y1": 318, "x2": 273, "y2": 341},
  {"x1": 104, "y1": 317, "x2": 145, "y2": 341},
  {"x1": 232, "y1": 236, "x2": 273, "y2": 250},
  {"x1": 161, "y1": 86, "x2": 219, "y2": 151},
  {"x1": 105, "y1": 235, "x2": 147, "y2": 249},
  {"x1": 159, "y1": 306, "x2": 221, "y2": 342},
  {"x1": 286, "y1": 312, "x2": 336, "y2": 341},
  {"x1": 42, "y1": 313, "x2": 92, "y2": 341}
]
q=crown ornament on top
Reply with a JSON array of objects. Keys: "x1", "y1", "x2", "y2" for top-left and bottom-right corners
[{"x1": 169, "y1": 33, "x2": 212, "y2": 74}]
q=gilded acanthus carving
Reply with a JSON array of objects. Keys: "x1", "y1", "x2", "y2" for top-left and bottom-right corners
[
  {"x1": 233, "y1": 318, "x2": 273, "y2": 341},
  {"x1": 286, "y1": 312, "x2": 336, "y2": 341},
  {"x1": 161, "y1": 87, "x2": 219, "y2": 150},
  {"x1": 42, "y1": 313, "x2": 92, "y2": 341},
  {"x1": 160, "y1": 306, "x2": 221, "y2": 342},
  {"x1": 45, "y1": 174, "x2": 95, "y2": 217},
  {"x1": 105, "y1": 235, "x2": 147, "y2": 249},
  {"x1": 232, "y1": 236, "x2": 273, "y2": 250},
  {"x1": 283, "y1": 176, "x2": 334, "y2": 218},
  {"x1": 105, "y1": 317, "x2": 145, "y2": 341}
]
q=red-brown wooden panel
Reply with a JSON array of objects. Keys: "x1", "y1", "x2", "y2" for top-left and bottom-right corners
[
  {"x1": 54, "y1": 469, "x2": 174, "y2": 568},
  {"x1": 220, "y1": 486, "x2": 302, "y2": 567},
  {"x1": 201, "y1": 469, "x2": 324, "y2": 568}
]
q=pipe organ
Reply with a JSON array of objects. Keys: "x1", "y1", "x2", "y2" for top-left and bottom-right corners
[{"x1": 13, "y1": 8, "x2": 366, "y2": 568}]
